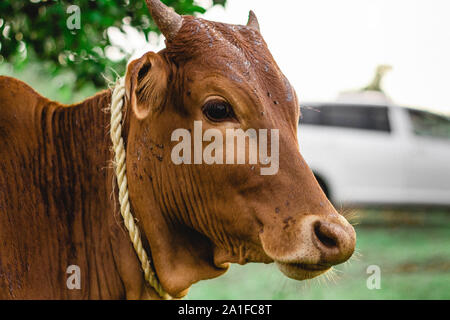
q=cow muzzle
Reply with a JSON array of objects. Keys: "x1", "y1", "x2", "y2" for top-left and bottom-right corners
[{"x1": 261, "y1": 213, "x2": 356, "y2": 280}]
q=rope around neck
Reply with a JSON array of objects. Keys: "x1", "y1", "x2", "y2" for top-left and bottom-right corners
[{"x1": 110, "y1": 78, "x2": 171, "y2": 300}]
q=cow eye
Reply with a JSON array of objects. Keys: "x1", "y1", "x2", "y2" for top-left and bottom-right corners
[{"x1": 202, "y1": 99, "x2": 236, "y2": 122}]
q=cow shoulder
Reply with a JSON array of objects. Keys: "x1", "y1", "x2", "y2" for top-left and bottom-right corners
[{"x1": 0, "y1": 76, "x2": 56, "y2": 149}]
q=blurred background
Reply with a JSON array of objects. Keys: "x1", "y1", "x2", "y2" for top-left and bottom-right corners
[{"x1": 1, "y1": 0, "x2": 449, "y2": 299}]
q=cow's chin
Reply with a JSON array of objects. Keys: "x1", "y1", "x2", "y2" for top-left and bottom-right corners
[{"x1": 275, "y1": 261, "x2": 331, "y2": 280}]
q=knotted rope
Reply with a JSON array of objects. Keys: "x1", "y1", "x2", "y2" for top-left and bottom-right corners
[{"x1": 110, "y1": 78, "x2": 171, "y2": 300}]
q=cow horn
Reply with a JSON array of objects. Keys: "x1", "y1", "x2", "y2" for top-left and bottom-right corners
[
  {"x1": 247, "y1": 10, "x2": 260, "y2": 31},
  {"x1": 145, "y1": 0, "x2": 183, "y2": 41}
]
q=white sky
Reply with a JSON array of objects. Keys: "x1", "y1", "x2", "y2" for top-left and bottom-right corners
[{"x1": 118, "y1": 0, "x2": 450, "y2": 114}]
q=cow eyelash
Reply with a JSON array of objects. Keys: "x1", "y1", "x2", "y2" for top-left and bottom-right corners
[{"x1": 202, "y1": 99, "x2": 236, "y2": 123}]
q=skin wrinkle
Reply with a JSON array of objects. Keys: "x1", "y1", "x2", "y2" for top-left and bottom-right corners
[
  {"x1": 176, "y1": 174, "x2": 197, "y2": 230},
  {"x1": 182, "y1": 164, "x2": 211, "y2": 244},
  {"x1": 153, "y1": 163, "x2": 173, "y2": 226},
  {"x1": 186, "y1": 166, "x2": 215, "y2": 239},
  {"x1": 188, "y1": 168, "x2": 219, "y2": 248},
  {"x1": 182, "y1": 166, "x2": 208, "y2": 236},
  {"x1": 163, "y1": 173, "x2": 186, "y2": 227},
  {"x1": 0, "y1": 82, "x2": 132, "y2": 299},
  {"x1": 204, "y1": 171, "x2": 232, "y2": 250},
  {"x1": 165, "y1": 167, "x2": 188, "y2": 226},
  {"x1": 205, "y1": 168, "x2": 236, "y2": 251},
  {"x1": 41, "y1": 106, "x2": 58, "y2": 298},
  {"x1": 171, "y1": 164, "x2": 195, "y2": 227},
  {"x1": 75, "y1": 105, "x2": 94, "y2": 299},
  {"x1": 169, "y1": 167, "x2": 198, "y2": 231}
]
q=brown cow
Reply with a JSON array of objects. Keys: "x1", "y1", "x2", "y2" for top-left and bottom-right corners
[{"x1": 0, "y1": 0, "x2": 355, "y2": 299}]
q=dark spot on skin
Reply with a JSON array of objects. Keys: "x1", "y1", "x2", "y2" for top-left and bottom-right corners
[
  {"x1": 285, "y1": 200, "x2": 290, "y2": 207},
  {"x1": 157, "y1": 144, "x2": 164, "y2": 149},
  {"x1": 261, "y1": 111, "x2": 265, "y2": 116},
  {"x1": 139, "y1": 174, "x2": 144, "y2": 181},
  {"x1": 275, "y1": 207, "x2": 280, "y2": 214},
  {"x1": 274, "y1": 101, "x2": 279, "y2": 105},
  {"x1": 267, "y1": 92, "x2": 272, "y2": 98},
  {"x1": 156, "y1": 155, "x2": 163, "y2": 162},
  {"x1": 187, "y1": 90, "x2": 191, "y2": 97},
  {"x1": 283, "y1": 217, "x2": 294, "y2": 230},
  {"x1": 144, "y1": 170, "x2": 153, "y2": 182}
]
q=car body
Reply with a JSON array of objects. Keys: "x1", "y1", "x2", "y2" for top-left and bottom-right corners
[{"x1": 298, "y1": 101, "x2": 450, "y2": 206}]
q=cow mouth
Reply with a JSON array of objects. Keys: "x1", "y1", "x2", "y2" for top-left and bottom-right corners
[{"x1": 275, "y1": 261, "x2": 331, "y2": 280}]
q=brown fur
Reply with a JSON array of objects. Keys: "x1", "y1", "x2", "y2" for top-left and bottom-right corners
[{"x1": 0, "y1": 15, "x2": 355, "y2": 299}]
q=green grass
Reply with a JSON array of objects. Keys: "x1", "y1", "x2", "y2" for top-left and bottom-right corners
[{"x1": 186, "y1": 209, "x2": 450, "y2": 300}]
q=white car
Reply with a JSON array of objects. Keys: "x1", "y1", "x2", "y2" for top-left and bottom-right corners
[{"x1": 298, "y1": 102, "x2": 450, "y2": 206}]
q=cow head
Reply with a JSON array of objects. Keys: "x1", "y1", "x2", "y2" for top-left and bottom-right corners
[{"x1": 124, "y1": 0, "x2": 356, "y2": 298}]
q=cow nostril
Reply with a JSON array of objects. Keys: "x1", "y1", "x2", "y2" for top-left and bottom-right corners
[
  {"x1": 314, "y1": 222, "x2": 338, "y2": 249},
  {"x1": 308, "y1": 218, "x2": 356, "y2": 266}
]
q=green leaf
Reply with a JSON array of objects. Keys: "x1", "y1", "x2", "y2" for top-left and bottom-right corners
[{"x1": 0, "y1": 0, "x2": 227, "y2": 89}]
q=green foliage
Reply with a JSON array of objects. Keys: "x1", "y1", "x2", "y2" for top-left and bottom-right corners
[{"x1": 0, "y1": 0, "x2": 226, "y2": 89}]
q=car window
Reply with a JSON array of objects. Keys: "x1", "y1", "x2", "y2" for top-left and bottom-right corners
[
  {"x1": 408, "y1": 109, "x2": 450, "y2": 140},
  {"x1": 300, "y1": 104, "x2": 391, "y2": 132}
]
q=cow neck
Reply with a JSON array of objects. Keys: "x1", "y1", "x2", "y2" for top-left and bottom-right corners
[
  {"x1": 109, "y1": 78, "x2": 171, "y2": 300},
  {"x1": 46, "y1": 90, "x2": 123, "y2": 298},
  {"x1": 62, "y1": 88, "x2": 168, "y2": 299}
]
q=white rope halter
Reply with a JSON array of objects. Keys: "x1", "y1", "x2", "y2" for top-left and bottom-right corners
[{"x1": 110, "y1": 78, "x2": 171, "y2": 300}]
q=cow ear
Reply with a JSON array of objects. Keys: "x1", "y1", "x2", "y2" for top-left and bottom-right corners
[{"x1": 125, "y1": 52, "x2": 168, "y2": 120}]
